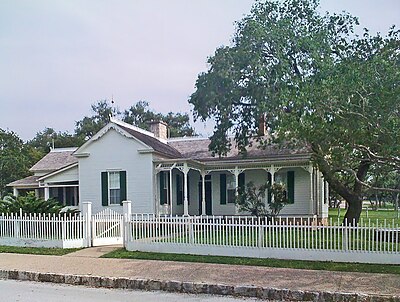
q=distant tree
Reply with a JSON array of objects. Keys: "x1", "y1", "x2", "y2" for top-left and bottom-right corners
[
  {"x1": 236, "y1": 181, "x2": 288, "y2": 217},
  {"x1": 76, "y1": 100, "x2": 195, "y2": 140},
  {"x1": 123, "y1": 100, "x2": 161, "y2": 129},
  {"x1": 0, "y1": 193, "x2": 62, "y2": 214},
  {"x1": 123, "y1": 101, "x2": 195, "y2": 137},
  {"x1": 75, "y1": 100, "x2": 120, "y2": 140},
  {"x1": 28, "y1": 127, "x2": 85, "y2": 154},
  {"x1": 0, "y1": 129, "x2": 40, "y2": 197}
]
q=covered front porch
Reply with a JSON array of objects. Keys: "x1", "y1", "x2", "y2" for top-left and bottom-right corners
[
  {"x1": 154, "y1": 158, "x2": 329, "y2": 219},
  {"x1": 8, "y1": 162, "x2": 80, "y2": 208}
]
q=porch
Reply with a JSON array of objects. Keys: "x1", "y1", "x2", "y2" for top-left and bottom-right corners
[{"x1": 154, "y1": 159, "x2": 329, "y2": 219}]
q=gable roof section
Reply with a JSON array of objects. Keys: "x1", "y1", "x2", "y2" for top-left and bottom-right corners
[
  {"x1": 168, "y1": 137, "x2": 310, "y2": 161},
  {"x1": 118, "y1": 125, "x2": 182, "y2": 158},
  {"x1": 7, "y1": 175, "x2": 39, "y2": 188},
  {"x1": 73, "y1": 119, "x2": 182, "y2": 159},
  {"x1": 30, "y1": 148, "x2": 78, "y2": 172}
]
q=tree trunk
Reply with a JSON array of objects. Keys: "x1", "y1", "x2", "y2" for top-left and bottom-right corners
[{"x1": 343, "y1": 196, "x2": 363, "y2": 225}]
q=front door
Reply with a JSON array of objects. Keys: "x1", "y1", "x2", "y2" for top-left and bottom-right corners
[{"x1": 198, "y1": 181, "x2": 212, "y2": 215}]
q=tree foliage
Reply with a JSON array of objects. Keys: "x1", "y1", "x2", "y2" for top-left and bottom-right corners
[
  {"x1": 123, "y1": 100, "x2": 195, "y2": 137},
  {"x1": 189, "y1": 0, "x2": 400, "y2": 223},
  {"x1": 0, "y1": 129, "x2": 40, "y2": 198},
  {"x1": 75, "y1": 99, "x2": 195, "y2": 140},
  {"x1": 75, "y1": 100, "x2": 119, "y2": 140},
  {"x1": 28, "y1": 127, "x2": 85, "y2": 154}
]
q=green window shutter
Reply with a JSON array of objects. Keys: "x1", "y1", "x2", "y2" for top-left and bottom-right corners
[
  {"x1": 267, "y1": 173, "x2": 272, "y2": 204},
  {"x1": 101, "y1": 172, "x2": 108, "y2": 206},
  {"x1": 238, "y1": 172, "x2": 245, "y2": 190},
  {"x1": 176, "y1": 174, "x2": 183, "y2": 205},
  {"x1": 119, "y1": 171, "x2": 127, "y2": 205},
  {"x1": 160, "y1": 171, "x2": 165, "y2": 204},
  {"x1": 287, "y1": 171, "x2": 295, "y2": 204},
  {"x1": 220, "y1": 174, "x2": 226, "y2": 205}
]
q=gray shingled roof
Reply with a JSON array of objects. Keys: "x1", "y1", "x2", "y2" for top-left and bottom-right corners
[
  {"x1": 30, "y1": 148, "x2": 78, "y2": 172},
  {"x1": 119, "y1": 125, "x2": 182, "y2": 158},
  {"x1": 168, "y1": 138, "x2": 310, "y2": 161},
  {"x1": 7, "y1": 175, "x2": 39, "y2": 187}
]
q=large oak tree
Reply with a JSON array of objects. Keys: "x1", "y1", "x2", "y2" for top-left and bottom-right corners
[{"x1": 189, "y1": 0, "x2": 400, "y2": 223}]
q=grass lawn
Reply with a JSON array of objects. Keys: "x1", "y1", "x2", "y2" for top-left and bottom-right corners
[
  {"x1": 102, "y1": 248, "x2": 400, "y2": 275},
  {"x1": 0, "y1": 245, "x2": 80, "y2": 256},
  {"x1": 329, "y1": 208, "x2": 400, "y2": 225}
]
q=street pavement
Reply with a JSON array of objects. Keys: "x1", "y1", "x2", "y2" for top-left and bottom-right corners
[
  {"x1": 0, "y1": 246, "x2": 398, "y2": 299},
  {"x1": 0, "y1": 279, "x2": 258, "y2": 302}
]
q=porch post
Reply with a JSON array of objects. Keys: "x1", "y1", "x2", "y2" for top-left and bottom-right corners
[
  {"x1": 234, "y1": 166, "x2": 239, "y2": 195},
  {"x1": 316, "y1": 170, "x2": 321, "y2": 216},
  {"x1": 234, "y1": 166, "x2": 239, "y2": 215},
  {"x1": 13, "y1": 188, "x2": 19, "y2": 197},
  {"x1": 169, "y1": 168, "x2": 173, "y2": 215},
  {"x1": 153, "y1": 168, "x2": 158, "y2": 215},
  {"x1": 270, "y1": 165, "x2": 275, "y2": 203},
  {"x1": 201, "y1": 171, "x2": 206, "y2": 215},
  {"x1": 309, "y1": 164, "x2": 314, "y2": 215},
  {"x1": 325, "y1": 181, "x2": 329, "y2": 204},
  {"x1": 183, "y1": 163, "x2": 189, "y2": 216},
  {"x1": 44, "y1": 186, "x2": 50, "y2": 201}
]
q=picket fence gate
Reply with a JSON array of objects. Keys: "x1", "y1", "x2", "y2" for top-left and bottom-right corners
[{"x1": 92, "y1": 208, "x2": 123, "y2": 246}]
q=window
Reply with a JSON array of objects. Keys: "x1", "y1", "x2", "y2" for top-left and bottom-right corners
[
  {"x1": 109, "y1": 172, "x2": 121, "y2": 205},
  {"x1": 101, "y1": 171, "x2": 127, "y2": 206},
  {"x1": 271, "y1": 171, "x2": 295, "y2": 204},
  {"x1": 159, "y1": 171, "x2": 169, "y2": 205}
]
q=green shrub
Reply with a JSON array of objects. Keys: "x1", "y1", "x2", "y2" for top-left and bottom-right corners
[{"x1": 0, "y1": 192, "x2": 62, "y2": 214}]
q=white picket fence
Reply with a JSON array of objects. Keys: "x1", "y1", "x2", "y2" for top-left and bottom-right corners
[
  {"x1": 1, "y1": 201, "x2": 399, "y2": 264},
  {"x1": 0, "y1": 213, "x2": 88, "y2": 248},
  {"x1": 126, "y1": 214, "x2": 400, "y2": 264}
]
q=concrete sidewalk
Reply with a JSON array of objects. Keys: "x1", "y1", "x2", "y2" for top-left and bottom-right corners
[{"x1": 0, "y1": 249, "x2": 399, "y2": 301}]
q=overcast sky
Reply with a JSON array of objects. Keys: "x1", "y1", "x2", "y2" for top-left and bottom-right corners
[{"x1": 0, "y1": 0, "x2": 399, "y2": 141}]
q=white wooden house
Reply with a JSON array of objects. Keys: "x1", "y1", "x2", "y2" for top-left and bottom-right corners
[{"x1": 9, "y1": 118, "x2": 329, "y2": 221}]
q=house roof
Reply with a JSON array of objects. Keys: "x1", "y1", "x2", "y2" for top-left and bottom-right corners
[
  {"x1": 118, "y1": 125, "x2": 182, "y2": 159},
  {"x1": 7, "y1": 175, "x2": 39, "y2": 188},
  {"x1": 168, "y1": 137, "x2": 310, "y2": 162},
  {"x1": 30, "y1": 148, "x2": 78, "y2": 172}
]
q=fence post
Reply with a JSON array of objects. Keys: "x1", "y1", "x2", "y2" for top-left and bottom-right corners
[
  {"x1": 82, "y1": 202, "x2": 92, "y2": 247},
  {"x1": 123, "y1": 200, "x2": 132, "y2": 248}
]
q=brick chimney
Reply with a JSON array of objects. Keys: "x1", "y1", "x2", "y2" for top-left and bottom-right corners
[
  {"x1": 149, "y1": 121, "x2": 168, "y2": 140},
  {"x1": 258, "y1": 114, "x2": 267, "y2": 136}
]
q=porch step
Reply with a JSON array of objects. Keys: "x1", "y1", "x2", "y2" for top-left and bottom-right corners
[{"x1": 63, "y1": 245, "x2": 122, "y2": 258}]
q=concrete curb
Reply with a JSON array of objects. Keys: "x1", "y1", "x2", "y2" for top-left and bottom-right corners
[{"x1": 0, "y1": 269, "x2": 398, "y2": 301}]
